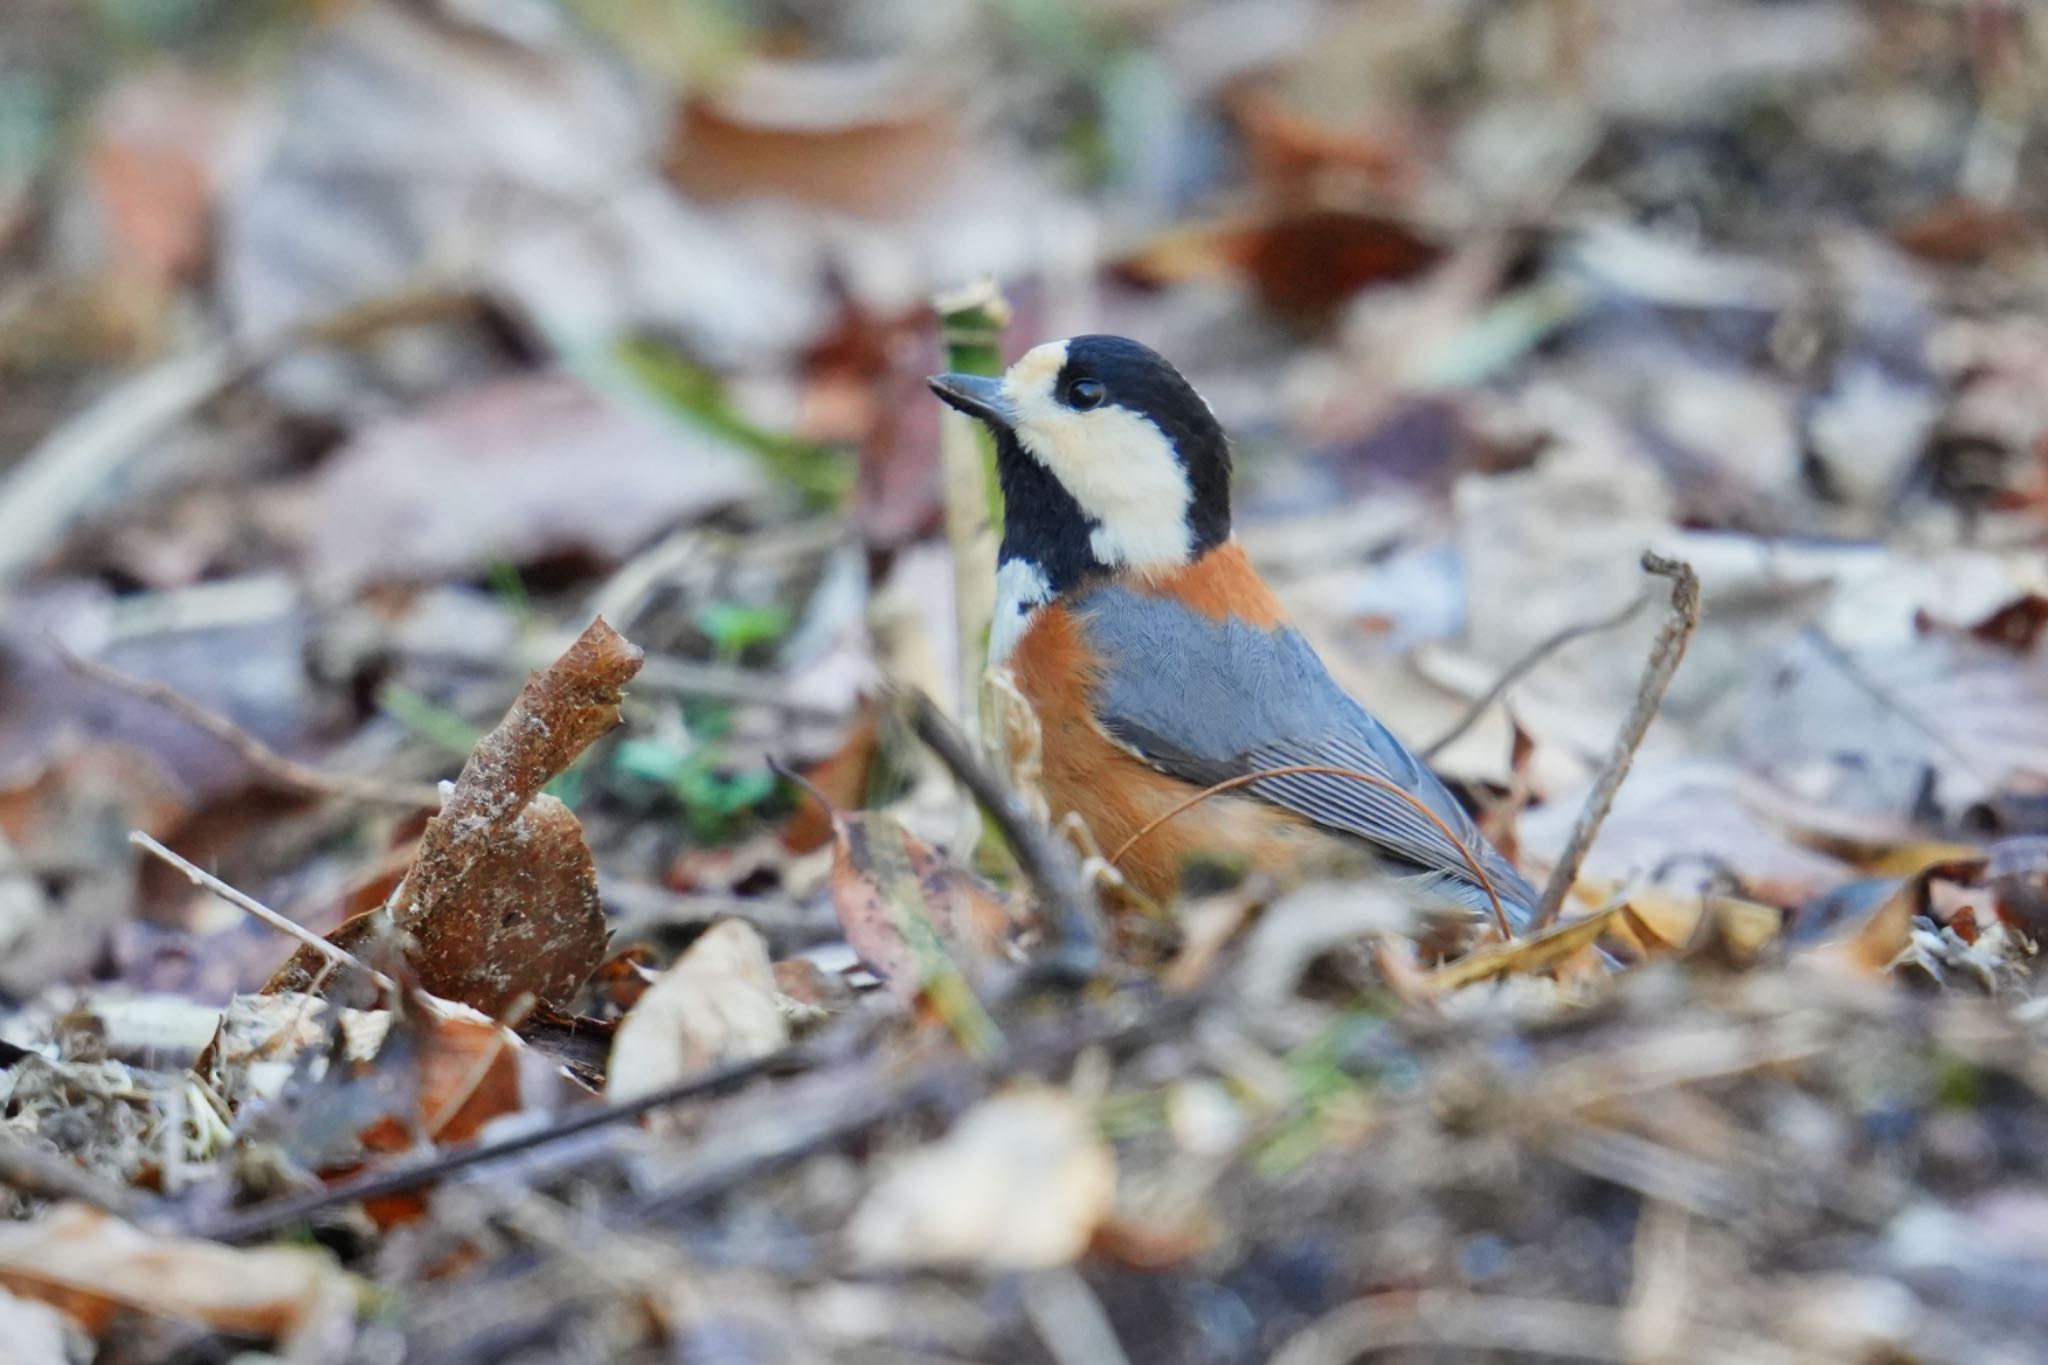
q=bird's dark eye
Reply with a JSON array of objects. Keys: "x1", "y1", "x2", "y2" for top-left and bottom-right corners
[{"x1": 1067, "y1": 378, "x2": 1106, "y2": 411}]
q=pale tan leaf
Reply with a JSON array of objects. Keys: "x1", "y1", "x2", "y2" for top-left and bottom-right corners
[
  {"x1": 605, "y1": 919, "x2": 790, "y2": 1104},
  {"x1": 0, "y1": 1204, "x2": 356, "y2": 1349},
  {"x1": 848, "y1": 1087, "x2": 1115, "y2": 1271}
]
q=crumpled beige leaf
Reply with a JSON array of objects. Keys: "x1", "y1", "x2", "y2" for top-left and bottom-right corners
[
  {"x1": 0, "y1": 1203, "x2": 357, "y2": 1350},
  {"x1": 605, "y1": 919, "x2": 789, "y2": 1104},
  {"x1": 847, "y1": 1087, "x2": 1115, "y2": 1270}
]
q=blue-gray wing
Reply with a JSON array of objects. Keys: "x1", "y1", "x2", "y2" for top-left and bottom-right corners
[{"x1": 1075, "y1": 584, "x2": 1536, "y2": 928}]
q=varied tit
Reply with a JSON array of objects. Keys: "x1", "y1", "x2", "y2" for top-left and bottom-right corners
[{"x1": 928, "y1": 335, "x2": 1536, "y2": 931}]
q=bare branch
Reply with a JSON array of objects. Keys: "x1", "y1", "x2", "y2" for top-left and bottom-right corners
[
  {"x1": 1421, "y1": 591, "x2": 1651, "y2": 761},
  {"x1": 54, "y1": 636, "x2": 442, "y2": 808},
  {"x1": 1531, "y1": 553, "x2": 1701, "y2": 932},
  {"x1": 129, "y1": 831, "x2": 398, "y2": 993}
]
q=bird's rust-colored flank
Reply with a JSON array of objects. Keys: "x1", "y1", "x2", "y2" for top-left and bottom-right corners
[
  {"x1": 1131, "y1": 542, "x2": 1288, "y2": 628},
  {"x1": 1009, "y1": 578, "x2": 1321, "y2": 901}
]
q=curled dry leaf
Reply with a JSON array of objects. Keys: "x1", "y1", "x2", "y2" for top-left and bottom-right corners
[
  {"x1": 1427, "y1": 903, "x2": 1628, "y2": 993},
  {"x1": 605, "y1": 919, "x2": 789, "y2": 1105},
  {"x1": 1801, "y1": 856, "x2": 1990, "y2": 979},
  {"x1": 269, "y1": 618, "x2": 641, "y2": 1014},
  {"x1": 847, "y1": 1087, "x2": 1116, "y2": 1271},
  {"x1": 0, "y1": 1203, "x2": 357, "y2": 1350},
  {"x1": 348, "y1": 1001, "x2": 532, "y2": 1229},
  {"x1": 1611, "y1": 888, "x2": 1784, "y2": 961}
]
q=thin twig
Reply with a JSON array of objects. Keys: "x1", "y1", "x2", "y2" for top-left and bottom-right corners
[
  {"x1": 197, "y1": 1041, "x2": 805, "y2": 1243},
  {"x1": 1421, "y1": 592, "x2": 1652, "y2": 761},
  {"x1": 1531, "y1": 553, "x2": 1701, "y2": 932},
  {"x1": 1110, "y1": 763, "x2": 1515, "y2": 939},
  {"x1": 895, "y1": 686, "x2": 1102, "y2": 973},
  {"x1": 204, "y1": 991, "x2": 1205, "y2": 1245},
  {"x1": 54, "y1": 637, "x2": 442, "y2": 808},
  {"x1": 128, "y1": 831, "x2": 398, "y2": 993}
]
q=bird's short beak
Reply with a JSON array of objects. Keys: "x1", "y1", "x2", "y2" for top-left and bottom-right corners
[{"x1": 927, "y1": 372, "x2": 1016, "y2": 429}]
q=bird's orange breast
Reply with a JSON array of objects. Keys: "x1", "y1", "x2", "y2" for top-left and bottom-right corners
[{"x1": 1007, "y1": 544, "x2": 1326, "y2": 904}]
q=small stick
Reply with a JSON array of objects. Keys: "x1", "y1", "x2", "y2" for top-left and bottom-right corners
[
  {"x1": 198, "y1": 1042, "x2": 803, "y2": 1243},
  {"x1": 1110, "y1": 763, "x2": 1516, "y2": 940},
  {"x1": 895, "y1": 687, "x2": 1103, "y2": 971},
  {"x1": 1421, "y1": 591, "x2": 1651, "y2": 761},
  {"x1": 1530, "y1": 553, "x2": 1700, "y2": 932},
  {"x1": 129, "y1": 831, "x2": 398, "y2": 993},
  {"x1": 54, "y1": 637, "x2": 442, "y2": 808}
]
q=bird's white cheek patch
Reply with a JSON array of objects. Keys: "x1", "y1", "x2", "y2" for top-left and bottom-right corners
[
  {"x1": 1010, "y1": 406, "x2": 1194, "y2": 571},
  {"x1": 990, "y1": 557, "x2": 1052, "y2": 665}
]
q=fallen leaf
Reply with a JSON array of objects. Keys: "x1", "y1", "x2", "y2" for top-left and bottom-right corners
[
  {"x1": 667, "y1": 78, "x2": 965, "y2": 218},
  {"x1": 1117, "y1": 207, "x2": 1442, "y2": 323},
  {"x1": 1965, "y1": 593, "x2": 2048, "y2": 655},
  {"x1": 269, "y1": 619, "x2": 640, "y2": 1014},
  {"x1": 847, "y1": 1087, "x2": 1115, "y2": 1270},
  {"x1": 307, "y1": 373, "x2": 763, "y2": 593},
  {"x1": 1894, "y1": 197, "x2": 2035, "y2": 265},
  {"x1": 826, "y1": 804, "x2": 1015, "y2": 1006},
  {"x1": 220, "y1": 2, "x2": 826, "y2": 373},
  {"x1": 399, "y1": 793, "x2": 607, "y2": 1016},
  {"x1": 86, "y1": 66, "x2": 238, "y2": 299},
  {"x1": 0, "y1": 1203, "x2": 357, "y2": 1350},
  {"x1": 1428, "y1": 904, "x2": 1628, "y2": 992},
  {"x1": 1737, "y1": 625, "x2": 2048, "y2": 821},
  {"x1": 1801, "y1": 857, "x2": 1988, "y2": 978},
  {"x1": 605, "y1": 919, "x2": 789, "y2": 1105},
  {"x1": 1613, "y1": 889, "x2": 1784, "y2": 960},
  {"x1": 772, "y1": 957, "x2": 855, "y2": 1013},
  {"x1": 782, "y1": 704, "x2": 881, "y2": 855}
]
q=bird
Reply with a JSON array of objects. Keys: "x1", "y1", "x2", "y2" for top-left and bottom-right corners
[{"x1": 928, "y1": 334, "x2": 1537, "y2": 934}]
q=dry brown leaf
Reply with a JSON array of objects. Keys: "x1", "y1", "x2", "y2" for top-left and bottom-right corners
[
  {"x1": 605, "y1": 919, "x2": 789, "y2": 1105},
  {"x1": 399, "y1": 793, "x2": 607, "y2": 1016},
  {"x1": 268, "y1": 619, "x2": 640, "y2": 1013},
  {"x1": 665, "y1": 62, "x2": 966, "y2": 217},
  {"x1": 847, "y1": 1087, "x2": 1115, "y2": 1270},
  {"x1": 782, "y1": 703, "x2": 881, "y2": 855},
  {"x1": 348, "y1": 1001, "x2": 531, "y2": 1229},
  {"x1": 827, "y1": 806, "x2": 1014, "y2": 1003},
  {"x1": 1116, "y1": 208, "x2": 1441, "y2": 323},
  {"x1": 0, "y1": 1203, "x2": 356, "y2": 1348}
]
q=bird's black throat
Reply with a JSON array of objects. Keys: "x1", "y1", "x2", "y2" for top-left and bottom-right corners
[{"x1": 993, "y1": 427, "x2": 1109, "y2": 598}]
